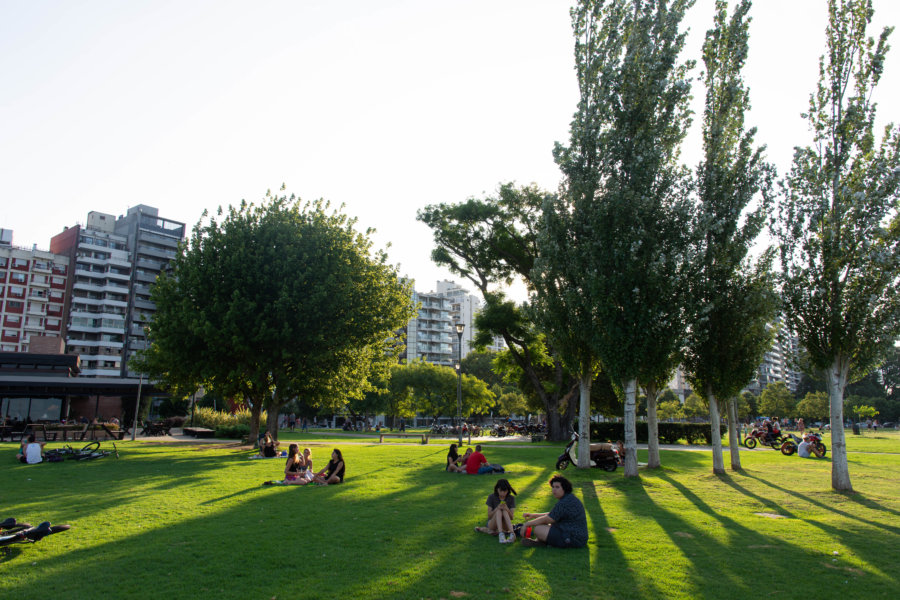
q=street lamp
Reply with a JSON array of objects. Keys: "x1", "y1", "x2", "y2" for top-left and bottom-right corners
[{"x1": 455, "y1": 322, "x2": 465, "y2": 446}]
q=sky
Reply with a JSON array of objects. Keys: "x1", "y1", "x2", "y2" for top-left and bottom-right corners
[{"x1": 2, "y1": 0, "x2": 898, "y2": 303}]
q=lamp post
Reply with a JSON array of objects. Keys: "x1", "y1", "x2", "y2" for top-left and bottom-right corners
[{"x1": 455, "y1": 322, "x2": 465, "y2": 446}]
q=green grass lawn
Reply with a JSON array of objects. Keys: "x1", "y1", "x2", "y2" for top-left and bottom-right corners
[{"x1": 2, "y1": 436, "x2": 897, "y2": 599}]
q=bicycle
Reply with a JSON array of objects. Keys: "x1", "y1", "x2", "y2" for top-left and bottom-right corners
[
  {"x1": 72, "y1": 441, "x2": 119, "y2": 461},
  {"x1": 0, "y1": 518, "x2": 71, "y2": 547}
]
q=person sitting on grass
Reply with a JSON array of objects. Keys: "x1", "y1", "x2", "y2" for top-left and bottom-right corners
[
  {"x1": 312, "y1": 448, "x2": 345, "y2": 485},
  {"x1": 446, "y1": 443, "x2": 465, "y2": 473},
  {"x1": 466, "y1": 444, "x2": 489, "y2": 474},
  {"x1": 518, "y1": 475, "x2": 587, "y2": 548},
  {"x1": 261, "y1": 431, "x2": 279, "y2": 458},
  {"x1": 475, "y1": 478, "x2": 517, "y2": 543},
  {"x1": 797, "y1": 436, "x2": 812, "y2": 458},
  {"x1": 282, "y1": 444, "x2": 307, "y2": 484},
  {"x1": 16, "y1": 434, "x2": 45, "y2": 464}
]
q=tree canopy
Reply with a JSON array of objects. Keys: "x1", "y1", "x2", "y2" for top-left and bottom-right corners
[
  {"x1": 771, "y1": 0, "x2": 900, "y2": 490},
  {"x1": 135, "y1": 190, "x2": 415, "y2": 442}
]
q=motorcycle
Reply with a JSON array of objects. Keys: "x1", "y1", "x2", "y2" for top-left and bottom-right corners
[
  {"x1": 490, "y1": 424, "x2": 507, "y2": 437},
  {"x1": 743, "y1": 427, "x2": 785, "y2": 450},
  {"x1": 555, "y1": 431, "x2": 620, "y2": 472},
  {"x1": 780, "y1": 432, "x2": 827, "y2": 457}
]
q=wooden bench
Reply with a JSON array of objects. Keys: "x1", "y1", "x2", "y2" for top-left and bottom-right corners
[
  {"x1": 379, "y1": 433, "x2": 429, "y2": 444},
  {"x1": 183, "y1": 427, "x2": 215, "y2": 438},
  {"x1": 531, "y1": 433, "x2": 545, "y2": 443}
]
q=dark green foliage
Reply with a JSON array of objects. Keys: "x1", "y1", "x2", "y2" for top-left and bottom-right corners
[
  {"x1": 135, "y1": 190, "x2": 415, "y2": 443},
  {"x1": 214, "y1": 424, "x2": 250, "y2": 440},
  {"x1": 156, "y1": 398, "x2": 190, "y2": 419},
  {"x1": 590, "y1": 421, "x2": 726, "y2": 445}
]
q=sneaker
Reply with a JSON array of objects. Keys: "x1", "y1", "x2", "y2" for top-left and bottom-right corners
[{"x1": 500, "y1": 533, "x2": 513, "y2": 544}]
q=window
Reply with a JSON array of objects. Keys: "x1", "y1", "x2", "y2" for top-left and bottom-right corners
[{"x1": 11, "y1": 273, "x2": 26, "y2": 283}]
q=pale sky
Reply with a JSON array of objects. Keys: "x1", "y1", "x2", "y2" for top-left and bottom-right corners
[{"x1": 2, "y1": 0, "x2": 898, "y2": 303}]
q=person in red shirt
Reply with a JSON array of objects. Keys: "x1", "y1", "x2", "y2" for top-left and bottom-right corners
[{"x1": 466, "y1": 444, "x2": 490, "y2": 474}]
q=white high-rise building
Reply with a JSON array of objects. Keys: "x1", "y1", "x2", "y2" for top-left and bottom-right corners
[{"x1": 435, "y1": 280, "x2": 506, "y2": 358}]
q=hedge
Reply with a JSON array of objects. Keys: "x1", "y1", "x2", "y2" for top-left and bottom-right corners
[{"x1": 590, "y1": 422, "x2": 728, "y2": 445}]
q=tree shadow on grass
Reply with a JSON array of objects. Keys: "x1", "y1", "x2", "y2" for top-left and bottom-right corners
[
  {"x1": 616, "y1": 471, "x2": 793, "y2": 597},
  {"x1": 741, "y1": 471, "x2": 900, "y2": 533}
]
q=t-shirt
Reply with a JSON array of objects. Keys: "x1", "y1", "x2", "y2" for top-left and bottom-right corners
[
  {"x1": 466, "y1": 451, "x2": 487, "y2": 474},
  {"x1": 797, "y1": 441, "x2": 811, "y2": 458},
  {"x1": 24, "y1": 442, "x2": 43, "y2": 464},
  {"x1": 548, "y1": 493, "x2": 588, "y2": 548},
  {"x1": 486, "y1": 493, "x2": 515, "y2": 511}
]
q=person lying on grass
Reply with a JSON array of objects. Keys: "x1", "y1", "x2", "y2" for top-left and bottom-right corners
[
  {"x1": 475, "y1": 478, "x2": 517, "y2": 543},
  {"x1": 446, "y1": 443, "x2": 465, "y2": 473},
  {"x1": 518, "y1": 475, "x2": 587, "y2": 548},
  {"x1": 311, "y1": 448, "x2": 345, "y2": 485}
]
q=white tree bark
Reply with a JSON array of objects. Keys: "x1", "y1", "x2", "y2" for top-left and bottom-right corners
[
  {"x1": 624, "y1": 378, "x2": 639, "y2": 478},
  {"x1": 578, "y1": 370, "x2": 592, "y2": 468},
  {"x1": 707, "y1": 384, "x2": 725, "y2": 474},
  {"x1": 825, "y1": 357, "x2": 852, "y2": 491},
  {"x1": 645, "y1": 382, "x2": 661, "y2": 469},
  {"x1": 727, "y1": 396, "x2": 742, "y2": 471}
]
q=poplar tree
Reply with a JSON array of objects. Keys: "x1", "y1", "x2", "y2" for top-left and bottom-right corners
[
  {"x1": 771, "y1": 0, "x2": 900, "y2": 491},
  {"x1": 683, "y1": 0, "x2": 778, "y2": 474},
  {"x1": 550, "y1": 0, "x2": 696, "y2": 476}
]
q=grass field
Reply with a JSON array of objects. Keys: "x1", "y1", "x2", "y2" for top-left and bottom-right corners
[{"x1": 2, "y1": 432, "x2": 898, "y2": 600}]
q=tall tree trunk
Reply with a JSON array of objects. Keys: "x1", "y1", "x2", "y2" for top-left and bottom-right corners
[
  {"x1": 707, "y1": 384, "x2": 725, "y2": 474},
  {"x1": 623, "y1": 378, "x2": 639, "y2": 478},
  {"x1": 577, "y1": 370, "x2": 592, "y2": 468},
  {"x1": 248, "y1": 395, "x2": 262, "y2": 448},
  {"x1": 824, "y1": 357, "x2": 852, "y2": 491},
  {"x1": 644, "y1": 381, "x2": 661, "y2": 469},
  {"x1": 727, "y1": 396, "x2": 742, "y2": 471}
]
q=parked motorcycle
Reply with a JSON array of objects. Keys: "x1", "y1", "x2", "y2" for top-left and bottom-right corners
[
  {"x1": 555, "y1": 431, "x2": 620, "y2": 472},
  {"x1": 490, "y1": 424, "x2": 507, "y2": 437},
  {"x1": 780, "y1": 432, "x2": 827, "y2": 457}
]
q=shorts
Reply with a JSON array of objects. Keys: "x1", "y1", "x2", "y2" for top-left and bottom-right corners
[
  {"x1": 545, "y1": 526, "x2": 586, "y2": 549},
  {"x1": 284, "y1": 473, "x2": 300, "y2": 482}
]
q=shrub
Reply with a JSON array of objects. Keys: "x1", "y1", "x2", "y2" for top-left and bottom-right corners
[
  {"x1": 215, "y1": 424, "x2": 250, "y2": 439},
  {"x1": 191, "y1": 407, "x2": 267, "y2": 430},
  {"x1": 589, "y1": 422, "x2": 727, "y2": 445}
]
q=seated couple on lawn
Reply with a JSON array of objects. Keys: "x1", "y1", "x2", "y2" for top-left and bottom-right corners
[
  {"x1": 446, "y1": 444, "x2": 504, "y2": 474},
  {"x1": 265, "y1": 446, "x2": 345, "y2": 486}
]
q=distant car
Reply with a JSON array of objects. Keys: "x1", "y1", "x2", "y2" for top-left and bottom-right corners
[{"x1": 882, "y1": 422, "x2": 894, "y2": 429}]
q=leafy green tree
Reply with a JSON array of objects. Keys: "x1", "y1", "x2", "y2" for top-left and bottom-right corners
[
  {"x1": 683, "y1": 393, "x2": 709, "y2": 418},
  {"x1": 758, "y1": 382, "x2": 797, "y2": 419},
  {"x1": 795, "y1": 391, "x2": 830, "y2": 421},
  {"x1": 770, "y1": 0, "x2": 900, "y2": 490},
  {"x1": 740, "y1": 390, "x2": 758, "y2": 419},
  {"x1": 495, "y1": 392, "x2": 529, "y2": 418},
  {"x1": 418, "y1": 184, "x2": 580, "y2": 441},
  {"x1": 549, "y1": 0, "x2": 696, "y2": 476},
  {"x1": 657, "y1": 398, "x2": 685, "y2": 421},
  {"x1": 136, "y1": 191, "x2": 414, "y2": 444},
  {"x1": 881, "y1": 346, "x2": 900, "y2": 400},
  {"x1": 390, "y1": 361, "x2": 494, "y2": 421},
  {"x1": 683, "y1": 0, "x2": 778, "y2": 473}
]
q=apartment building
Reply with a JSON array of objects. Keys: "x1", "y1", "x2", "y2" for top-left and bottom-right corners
[
  {"x1": 402, "y1": 290, "x2": 453, "y2": 366},
  {"x1": 114, "y1": 205, "x2": 186, "y2": 376},
  {"x1": 435, "y1": 279, "x2": 506, "y2": 359},
  {"x1": 0, "y1": 237, "x2": 69, "y2": 353},
  {"x1": 50, "y1": 215, "x2": 132, "y2": 377}
]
